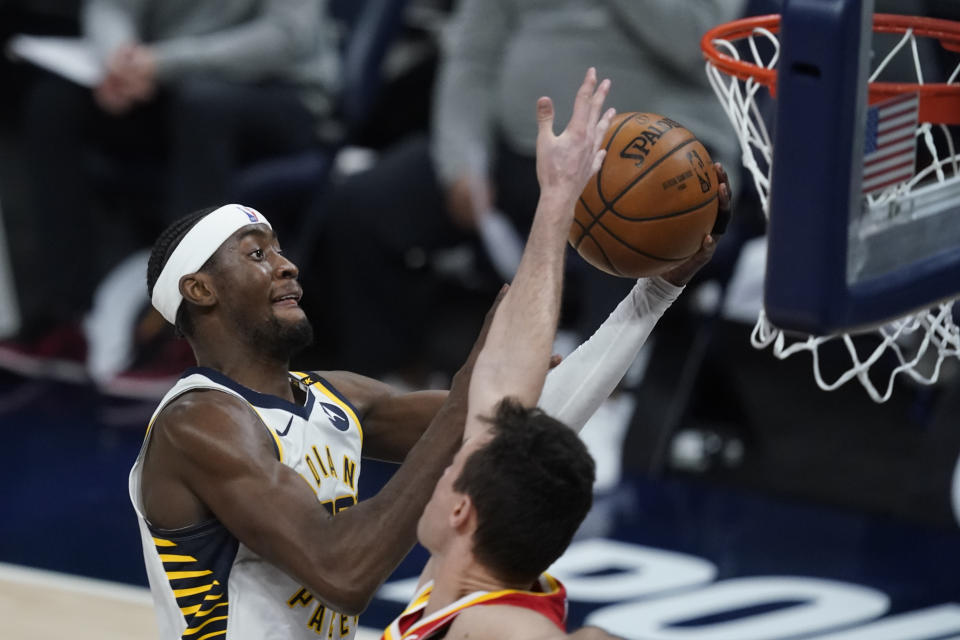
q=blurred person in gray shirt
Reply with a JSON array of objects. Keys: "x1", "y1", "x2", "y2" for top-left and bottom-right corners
[
  {"x1": 4, "y1": 0, "x2": 338, "y2": 378},
  {"x1": 310, "y1": 0, "x2": 745, "y2": 379},
  {"x1": 432, "y1": 0, "x2": 743, "y2": 231}
]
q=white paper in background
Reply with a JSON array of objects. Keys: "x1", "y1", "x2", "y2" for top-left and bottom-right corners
[
  {"x1": 0, "y1": 201, "x2": 20, "y2": 338},
  {"x1": 7, "y1": 35, "x2": 103, "y2": 87},
  {"x1": 721, "y1": 235, "x2": 766, "y2": 324},
  {"x1": 462, "y1": 149, "x2": 525, "y2": 281},
  {"x1": 83, "y1": 251, "x2": 150, "y2": 383},
  {"x1": 476, "y1": 208, "x2": 524, "y2": 281}
]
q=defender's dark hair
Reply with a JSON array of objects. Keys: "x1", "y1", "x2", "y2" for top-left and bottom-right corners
[
  {"x1": 146, "y1": 206, "x2": 221, "y2": 337},
  {"x1": 454, "y1": 399, "x2": 596, "y2": 585}
]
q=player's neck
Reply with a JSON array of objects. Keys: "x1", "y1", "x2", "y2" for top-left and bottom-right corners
[
  {"x1": 192, "y1": 340, "x2": 295, "y2": 402},
  {"x1": 424, "y1": 551, "x2": 528, "y2": 617}
]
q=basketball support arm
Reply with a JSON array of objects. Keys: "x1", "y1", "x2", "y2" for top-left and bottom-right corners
[{"x1": 538, "y1": 276, "x2": 682, "y2": 432}]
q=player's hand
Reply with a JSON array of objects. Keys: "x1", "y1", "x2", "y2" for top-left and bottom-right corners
[
  {"x1": 113, "y1": 44, "x2": 158, "y2": 102},
  {"x1": 94, "y1": 44, "x2": 157, "y2": 114},
  {"x1": 660, "y1": 161, "x2": 733, "y2": 287},
  {"x1": 711, "y1": 162, "x2": 732, "y2": 235},
  {"x1": 535, "y1": 67, "x2": 615, "y2": 216},
  {"x1": 94, "y1": 76, "x2": 135, "y2": 115}
]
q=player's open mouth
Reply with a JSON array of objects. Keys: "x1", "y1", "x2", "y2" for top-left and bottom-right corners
[{"x1": 271, "y1": 292, "x2": 302, "y2": 307}]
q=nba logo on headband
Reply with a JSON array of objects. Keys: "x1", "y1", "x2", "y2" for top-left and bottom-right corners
[
  {"x1": 238, "y1": 206, "x2": 260, "y2": 224},
  {"x1": 151, "y1": 204, "x2": 273, "y2": 325}
]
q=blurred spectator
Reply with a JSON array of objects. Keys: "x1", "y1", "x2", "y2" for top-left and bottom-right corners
[
  {"x1": 306, "y1": 0, "x2": 746, "y2": 380},
  {"x1": 1, "y1": 0, "x2": 339, "y2": 380}
]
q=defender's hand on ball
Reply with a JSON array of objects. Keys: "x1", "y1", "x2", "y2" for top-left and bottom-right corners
[
  {"x1": 535, "y1": 67, "x2": 616, "y2": 220},
  {"x1": 661, "y1": 162, "x2": 733, "y2": 287}
]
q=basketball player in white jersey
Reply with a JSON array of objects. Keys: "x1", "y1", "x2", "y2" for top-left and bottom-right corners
[
  {"x1": 382, "y1": 70, "x2": 732, "y2": 639},
  {"x1": 130, "y1": 67, "x2": 727, "y2": 640},
  {"x1": 127, "y1": 67, "x2": 607, "y2": 640}
]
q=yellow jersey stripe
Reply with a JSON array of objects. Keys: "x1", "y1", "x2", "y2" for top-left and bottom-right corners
[
  {"x1": 194, "y1": 601, "x2": 229, "y2": 618},
  {"x1": 204, "y1": 592, "x2": 224, "y2": 601},
  {"x1": 153, "y1": 537, "x2": 177, "y2": 547},
  {"x1": 249, "y1": 405, "x2": 285, "y2": 463},
  {"x1": 291, "y1": 372, "x2": 364, "y2": 444},
  {"x1": 173, "y1": 583, "x2": 216, "y2": 598},
  {"x1": 196, "y1": 631, "x2": 227, "y2": 640},
  {"x1": 181, "y1": 604, "x2": 202, "y2": 616},
  {"x1": 159, "y1": 554, "x2": 197, "y2": 563},
  {"x1": 166, "y1": 570, "x2": 213, "y2": 580},
  {"x1": 542, "y1": 572, "x2": 559, "y2": 592},
  {"x1": 411, "y1": 589, "x2": 432, "y2": 608},
  {"x1": 298, "y1": 473, "x2": 318, "y2": 495},
  {"x1": 406, "y1": 583, "x2": 560, "y2": 636},
  {"x1": 182, "y1": 615, "x2": 228, "y2": 636},
  {"x1": 144, "y1": 413, "x2": 159, "y2": 438}
]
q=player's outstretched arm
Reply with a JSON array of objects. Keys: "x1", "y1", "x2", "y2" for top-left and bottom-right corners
[
  {"x1": 538, "y1": 162, "x2": 733, "y2": 431},
  {"x1": 147, "y1": 289, "x2": 506, "y2": 616},
  {"x1": 467, "y1": 68, "x2": 614, "y2": 431}
]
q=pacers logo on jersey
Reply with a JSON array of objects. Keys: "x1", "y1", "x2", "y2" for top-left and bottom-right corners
[{"x1": 320, "y1": 402, "x2": 350, "y2": 431}]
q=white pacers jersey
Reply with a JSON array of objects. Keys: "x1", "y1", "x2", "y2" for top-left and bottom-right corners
[{"x1": 129, "y1": 367, "x2": 364, "y2": 640}]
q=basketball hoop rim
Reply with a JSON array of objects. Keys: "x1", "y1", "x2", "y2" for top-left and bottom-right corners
[{"x1": 701, "y1": 13, "x2": 960, "y2": 123}]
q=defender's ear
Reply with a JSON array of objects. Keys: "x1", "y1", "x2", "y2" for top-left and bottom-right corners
[
  {"x1": 180, "y1": 272, "x2": 217, "y2": 309},
  {"x1": 450, "y1": 494, "x2": 475, "y2": 533}
]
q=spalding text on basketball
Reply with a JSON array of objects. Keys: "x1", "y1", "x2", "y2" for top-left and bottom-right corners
[{"x1": 619, "y1": 116, "x2": 684, "y2": 167}]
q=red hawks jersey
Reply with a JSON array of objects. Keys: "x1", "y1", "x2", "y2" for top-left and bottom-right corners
[{"x1": 381, "y1": 574, "x2": 566, "y2": 640}]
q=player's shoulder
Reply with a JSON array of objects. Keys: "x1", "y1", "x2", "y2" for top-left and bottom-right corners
[
  {"x1": 446, "y1": 604, "x2": 563, "y2": 640},
  {"x1": 162, "y1": 386, "x2": 251, "y2": 420},
  {"x1": 153, "y1": 388, "x2": 262, "y2": 447}
]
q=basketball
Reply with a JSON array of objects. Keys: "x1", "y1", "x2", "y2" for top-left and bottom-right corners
[{"x1": 570, "y1": 112, "x2": 719, "y2": 278}]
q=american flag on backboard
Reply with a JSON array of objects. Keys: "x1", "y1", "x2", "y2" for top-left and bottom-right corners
[{"x1": 862, "y1": 93, "x2": 919, "y2": 195}]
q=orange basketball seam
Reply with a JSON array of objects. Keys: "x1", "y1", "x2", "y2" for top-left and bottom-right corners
[
  {"x1": 582, "y1": 234, "x2": 625, "y2": 277},
  {"x1": 602, "y1": 113, "x2": 637, "y2": 154},
  {"x1": 580, "y1": 137, "x2": 699, "y2": 242},
  {"x1": 606, "y1": 192, "x2": 719, "y2": 223},
  {"x1": 593, "y1": 113, "x2": 644, "y2": 235},
  {"x1": 590, "y1": 215, "x2": 696, "y2": 261},
  {"x1": 572, "y1": 196, "x2": 598, "y2": 251},
  {"x1": 594, "y1": 115, "x2": 656, "y2": 229}
]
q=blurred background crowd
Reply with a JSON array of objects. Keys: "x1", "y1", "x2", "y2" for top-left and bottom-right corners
[
  {"x1": 0, "y1": 0, "x2": 755, "y2": 394},
  {"x1": 1, "y1": 1, "x2": 960, "y2": 630}
]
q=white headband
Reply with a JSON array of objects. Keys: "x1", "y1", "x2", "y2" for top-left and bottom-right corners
[{"x1": 151, "y1": 204, "x2": 272, "y2": 325}]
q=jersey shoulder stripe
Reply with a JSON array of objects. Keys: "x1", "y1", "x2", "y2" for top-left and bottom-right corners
[
  {"x1": 383, "y1": 574, "x2": 566, "y2": 640},
  {"x1": 292, "y1": 372, "x2": 364, "y2": 442},
  {"x1": 143, "y1": 370, "x2": 284, "y2": 461}
]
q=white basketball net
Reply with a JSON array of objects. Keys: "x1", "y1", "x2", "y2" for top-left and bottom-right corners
[{"x1": 706, "y1": 22, "x2": 960, "y2": 402}]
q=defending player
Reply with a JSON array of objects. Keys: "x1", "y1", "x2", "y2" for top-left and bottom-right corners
[
  {"x1": 382, "y1": 78, "x2": 733, "y2": 638},
  {"x1": 380, "y1": 67, "x2": 615, "y2": 640},
  {"x1": 129, "y1": 68, "x2": 618, "y2": 640}
]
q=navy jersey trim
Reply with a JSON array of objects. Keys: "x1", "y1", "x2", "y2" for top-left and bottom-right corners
[
  {"x1": 182, "y1": 366, "x2": 315, "y2": 420},
  {"x1": 312, "y1": 375, "x2": 362, "y2": 421},
  {"x1": 147, "y1": 517, "x2": 223, "y2": 539},
  {"x1": 148, "y1": 518, "x2": 237, "y2": 639}
]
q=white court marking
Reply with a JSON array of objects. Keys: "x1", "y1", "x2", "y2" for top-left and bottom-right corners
[{"x1": 0, "y1": 563, "x2": 380, "y2": 639}]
